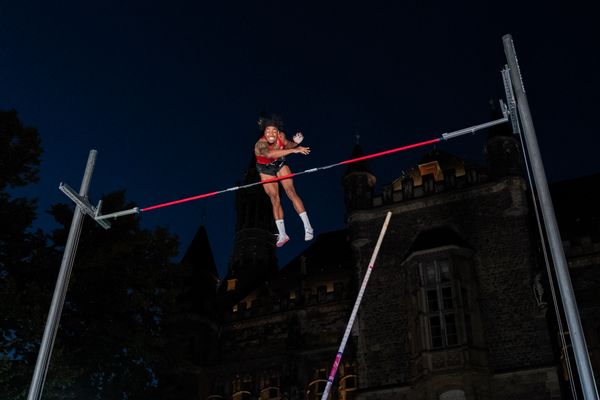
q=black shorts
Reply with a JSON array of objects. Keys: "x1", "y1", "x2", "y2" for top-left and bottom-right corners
[{"x1": 256, "y1": 159, "x2": 286, "y2": 176}]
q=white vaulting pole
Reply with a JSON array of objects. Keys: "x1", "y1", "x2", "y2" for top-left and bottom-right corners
[{"x1": 320, "y1": 211, "x2": 392, "y2": 400}]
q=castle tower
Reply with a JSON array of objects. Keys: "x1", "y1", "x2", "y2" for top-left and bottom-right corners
[
  {"x1": 223, "y1": 155, "x2": 278, "y2": 300},
  {"x1": 343, "y1": 143, "x2": 376, "y2": 214}
]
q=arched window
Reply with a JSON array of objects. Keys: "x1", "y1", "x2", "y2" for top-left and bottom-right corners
[
  {"x1": 306, "y1": 379, "x2": 330, "y2": 400},
  {"x1": 259, "y1": 387, "x2": 280, "y2": 400},
  {"x1": 338, "y1": 374, "x2": 357, "y2": 400},
  {"x1": 232, "y1": 391, "x2": 252, "y2": 400},
  {"x1": 232, "y1": 374, "x2": 253, "y2": 400},
  {"x1": 259, "y1": 372, "x2": 281, "y2": 400},
  {"x1": 338, "y1": 361, "x2": 357, "y2": 400},
  {"x1": 306, "y1": 368, "x2": 331, "y2": 400},
  {"x1": 207, "y1": 379, "x2": 225, "y2": 400}
]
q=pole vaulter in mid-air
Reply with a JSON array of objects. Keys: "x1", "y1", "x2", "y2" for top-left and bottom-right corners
[{"x1": 254, "y1": 114, "x2": 314, "y2": 247}]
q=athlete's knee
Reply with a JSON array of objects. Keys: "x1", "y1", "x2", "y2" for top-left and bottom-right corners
[
  {"x1": 268, "y1": 192, "x2": 281, "y2": 204},
  {"x1": 284, "y1": 187, "x2": 298, "y2": 199}
]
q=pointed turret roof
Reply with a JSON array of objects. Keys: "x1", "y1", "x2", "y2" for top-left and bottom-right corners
[
  {"x1": 180, "y1": 225, "x2": 218, "y2": 282},
  {"x1": 178, "y1": 225, "x2": 219, "y2": 314},
  {"x1": 344, "y1": 143, "x2": 374, "y2": 176}
]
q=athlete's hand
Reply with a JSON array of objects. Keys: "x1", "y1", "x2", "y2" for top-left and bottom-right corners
[
  {"x1": 294, "y1": 146, "x2": 310, "y2": 155},
  {"x1": 293, "y1": 132, "x2": 304, "y2": 144}
]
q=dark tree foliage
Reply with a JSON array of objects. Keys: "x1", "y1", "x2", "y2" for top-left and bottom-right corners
[
  {"x1": 1, "y1": 110, "x2": 189, "y2": 399},
  {"x1": 0, "y1": 109, "x2": 41, "y2": 191},
  {"x1": 0, "y1": 109, "x2": 62, "y2": 399},
  {"x1": 45, "y1": 192, "x2": 185, "y2": 399},
  {"x1": 0, "y1": 110, "x2": 42, "y2": 277}
]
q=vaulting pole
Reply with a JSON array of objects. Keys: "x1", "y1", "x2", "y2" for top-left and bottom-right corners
[
  {"x1": 320, "y1": 211, "x2": 392, "y2": 400},
  {"x1": 27, "y1": 150, "x2": 97, "y2": 400},
  {"x1": 503, "y1": 34, "x2": 598, "y2": 399}
]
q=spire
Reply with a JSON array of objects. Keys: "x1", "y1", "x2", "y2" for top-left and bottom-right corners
[
  {"x1": 179, "y1": 225, "x2": 219, "y2": 313},
  {"x1": 180, "y1": 225, "x2": 218, "y2": 280},
  {"x1": 344, "y1": 143, "x2": 374, "y2": 177}
]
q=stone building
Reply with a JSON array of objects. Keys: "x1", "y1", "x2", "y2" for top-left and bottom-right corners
[{"x1": 175, "y1": 128, "x2": 599, "y2": 399}]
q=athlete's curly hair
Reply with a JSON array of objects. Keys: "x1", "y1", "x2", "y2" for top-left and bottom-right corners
[{"x1": 257, "y1": 113, "x2": 283, "y2": 132}]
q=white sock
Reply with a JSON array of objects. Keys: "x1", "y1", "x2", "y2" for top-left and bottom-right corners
[
  {"x1": 299, "y1": 212, "x2": 312, "y2": 232},
  {"x1": 275, "y1": 219, "x2": 287, "y2": 237}
]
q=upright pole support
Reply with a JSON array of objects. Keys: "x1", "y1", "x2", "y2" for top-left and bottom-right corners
[
  {"x1": 503, "y1": 34, "x2": 598, "y2": 399},
  {"x1": 27, "y1": 150, "x2": 98, "y2": 400}
]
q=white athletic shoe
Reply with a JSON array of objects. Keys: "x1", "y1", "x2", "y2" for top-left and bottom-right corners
[
  {"x1": 304, "y1": 228, "x2": 314, "y2": 241},
  {"x1": 276, "y1": 234, "x2": 290, "y2": 247}
]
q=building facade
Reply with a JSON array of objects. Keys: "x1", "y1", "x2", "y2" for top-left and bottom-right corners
[{"x1": 177, "y1": 130, "x2": 599, "y2": 399}]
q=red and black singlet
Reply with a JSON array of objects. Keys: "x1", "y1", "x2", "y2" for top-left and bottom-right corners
[{"x1": 255, "y1": 135, "x2": 285, "y2": 165}]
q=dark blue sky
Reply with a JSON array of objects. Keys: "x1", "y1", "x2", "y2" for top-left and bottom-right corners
[{"x1": 2, "y1": 1, "x2": 599, "y2": 276}]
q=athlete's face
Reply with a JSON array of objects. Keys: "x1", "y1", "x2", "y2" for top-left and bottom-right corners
[{"x1": 264, "y1": 126, "x2": 279, "y2": 144}]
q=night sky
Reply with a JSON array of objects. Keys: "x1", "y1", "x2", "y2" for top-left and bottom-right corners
[{"x1": 2, "y1": 2, "x2": 599, "y2": 276}]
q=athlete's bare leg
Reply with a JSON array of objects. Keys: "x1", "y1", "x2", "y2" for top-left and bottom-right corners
[
  {"x1": 277, "y1": 165, "x2": 313, "y2": 241},
  {"x1": 261, "y1": 173, "x2": 289, "y2": 246},
  {"x1": 260, "y1": 174, "x2": 283, "y2": 220},
  {"x1": 277, "y1": 165, "x2": 305, "y2": 214}
]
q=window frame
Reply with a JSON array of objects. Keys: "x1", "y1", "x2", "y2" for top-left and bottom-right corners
[{"x1": 419, "y1": 259, "x2": 463, "y2": 350}]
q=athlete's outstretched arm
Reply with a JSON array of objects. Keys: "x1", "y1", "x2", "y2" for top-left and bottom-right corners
[
  {"x1": 280, "y1": 131, "x2": 304, "y2": 149},
  {"x1": 255, "y1": 141, "x2": 310, "y2": 158}
]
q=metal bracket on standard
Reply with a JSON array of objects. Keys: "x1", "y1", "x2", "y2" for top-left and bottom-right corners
[
  {"x1": 499, "y1": 98, "x2": 508, "y2": 119},
  {"x1": 441, "y1": 115, "x2": 508, "y2": 141},
  {"x1": 59, "y1": 183, "x2": 140, "y2": 228},
  {"x1": 501, "y1": 66, "x2": 522, "y2": 134},
  {"x1": 94, "y1": 206, "x2": 140, "y2": 221},
  {"x1": 59, "y1": 182, "x2": 111, "y2": 229}
]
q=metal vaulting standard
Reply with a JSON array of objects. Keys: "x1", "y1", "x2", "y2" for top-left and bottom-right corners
[{"x1": 503, "y1": 34, "x2": 598, "y2": 399}]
